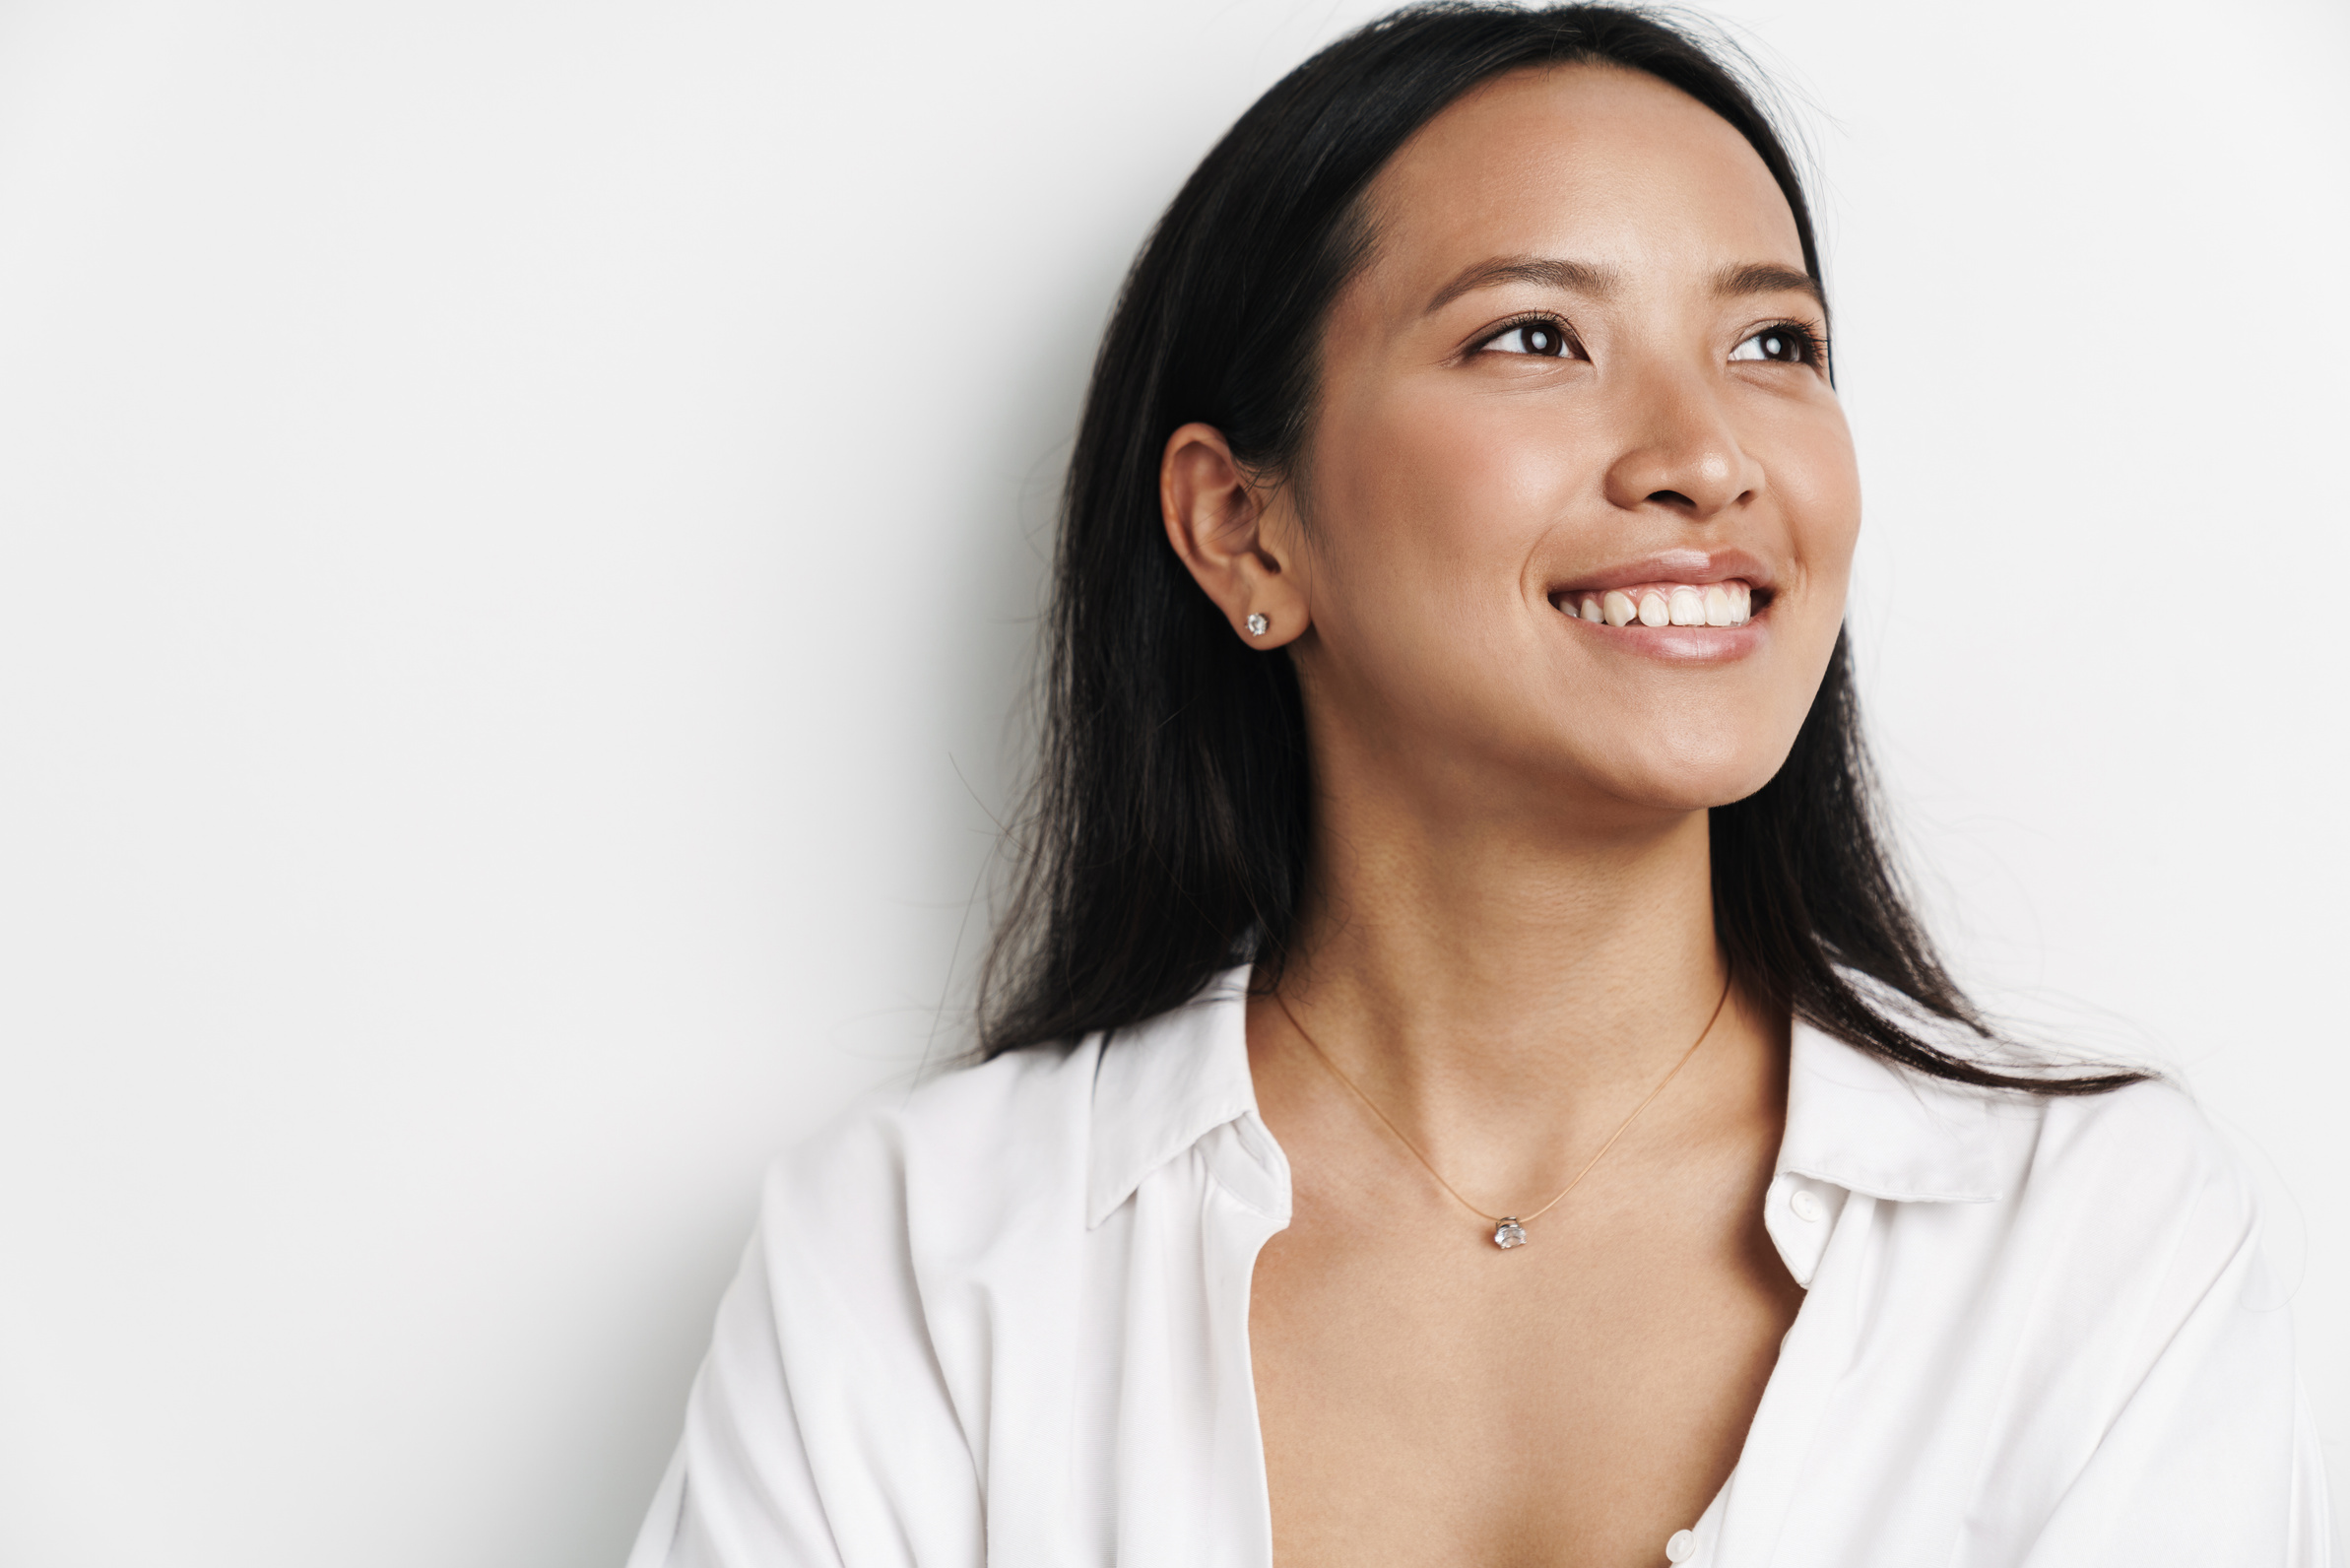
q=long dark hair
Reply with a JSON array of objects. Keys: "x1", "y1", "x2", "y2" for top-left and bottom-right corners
[{"x1": 979, "y1": 2, "x2": 2138, "y2": 1095}]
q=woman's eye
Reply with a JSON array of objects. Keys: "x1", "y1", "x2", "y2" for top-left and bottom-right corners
[
  {"x1": 1482, "y1": 320, "x2": 1570, "y2": 357},
  {"x1": 1731, "y1": 327, "x2": 1812, "y2": 364}
]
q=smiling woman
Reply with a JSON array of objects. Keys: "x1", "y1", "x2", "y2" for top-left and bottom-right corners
[{"x1": 627, "y1": 7, "x2": 2331, "y2": 1566}]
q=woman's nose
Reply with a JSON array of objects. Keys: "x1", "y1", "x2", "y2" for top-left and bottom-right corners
[{"x1": 1599, "y1": 373, "x2": 1761, "y2": 521}]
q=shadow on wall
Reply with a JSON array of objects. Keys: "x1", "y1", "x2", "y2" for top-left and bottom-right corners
[
  {"x1": 592, "y1": 262, "x2": 1134, "y2": 1562},
  {"x1": 836, "y1": 252, "x2": 1142, "y2": 1079}
]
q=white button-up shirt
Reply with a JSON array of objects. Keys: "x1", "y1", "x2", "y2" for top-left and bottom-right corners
[{"x1": 629, "y1": 969, "x2": 2335, "y2": 1566}]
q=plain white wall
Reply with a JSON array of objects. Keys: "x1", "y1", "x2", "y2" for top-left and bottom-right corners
[{"x1": 0, "y1": 1, "x2": 2340, "y2": 1562}]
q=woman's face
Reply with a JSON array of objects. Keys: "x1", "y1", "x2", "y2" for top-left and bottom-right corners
[{"x1": 1278, "y1": 63, "x2": 1858, "y2": 821}]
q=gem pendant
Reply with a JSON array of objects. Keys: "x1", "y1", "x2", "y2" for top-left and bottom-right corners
[{"x1": 1493, "y1": 1217, "x2": 1528, "y2": 1249}]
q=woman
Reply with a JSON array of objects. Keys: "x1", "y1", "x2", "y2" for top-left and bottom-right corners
[{"x1": 629, "y1": 6, "x2": 2330, "y2": 1564}]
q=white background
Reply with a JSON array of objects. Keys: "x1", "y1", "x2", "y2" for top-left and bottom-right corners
[{"x1": 0, "y1": 0, "x2": 2342, "y2": 1562}]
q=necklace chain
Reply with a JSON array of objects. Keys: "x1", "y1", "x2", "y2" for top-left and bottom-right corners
[{"x1": 1273, "y1": 976, "x2": 1731, "y2": 1240}]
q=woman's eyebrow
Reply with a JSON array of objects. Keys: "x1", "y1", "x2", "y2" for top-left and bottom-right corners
[
  {"x1": 1422, "y1": 256, "x2": 1618, "y2": 316},
  {"x1": 1422, "y1": 256, "x2": 1822, "y2": 316},
  {"x1": 1715, "y1": 261, "x2": 1824, "y2": 306}
]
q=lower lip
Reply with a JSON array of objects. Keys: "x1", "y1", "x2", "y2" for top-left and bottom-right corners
[{"x1": 1558, "y1": 607, "x2": 1768, "y2": 664}]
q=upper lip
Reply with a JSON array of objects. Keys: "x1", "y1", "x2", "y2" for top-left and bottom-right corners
[{"x1": 1546, "y1": 548, "x2": 1777, "y2": 597}]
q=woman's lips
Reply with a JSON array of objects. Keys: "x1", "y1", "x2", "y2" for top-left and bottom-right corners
[{"x1": 1548, "y1": 578, "x2": 1763, "y2": 628}]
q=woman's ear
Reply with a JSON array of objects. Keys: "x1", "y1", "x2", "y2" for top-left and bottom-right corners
[{"x1": 1159, "y1": 422, "x2": 1309, "y2": 648}]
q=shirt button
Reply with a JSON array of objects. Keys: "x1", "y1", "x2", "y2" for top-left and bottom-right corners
[
  {"x1": 1665, "y1": 1528, "x2": 1697, "y2": 1562},
  {"x1": 1791, "y1": 1188, "x2": 1824, "y2": 1222}
]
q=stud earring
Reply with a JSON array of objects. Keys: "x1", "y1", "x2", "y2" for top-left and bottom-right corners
[{"x1": 1245, "y1": 613, "x2": 1270, "y2": 636}]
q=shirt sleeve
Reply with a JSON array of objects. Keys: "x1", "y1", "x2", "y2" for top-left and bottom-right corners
[
  {"x1": 625, "y1": 1116, "x2": 987, "y2": 1568},
  {"x1": 628, "y1": 1234, "x2": 845, "y2": 1568},
  {"x1": 2016, "y1": 1147, "x2": 2336, "y2": 1566}
]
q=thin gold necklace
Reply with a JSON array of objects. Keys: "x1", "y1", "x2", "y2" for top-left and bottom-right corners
[{"x1": 1273, "y1": 976, "x2": 1732, "y2": 1250}]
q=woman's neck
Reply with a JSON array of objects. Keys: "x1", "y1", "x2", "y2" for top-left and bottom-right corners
[{"x1": 1264, "y1": 774, "x2": 1777, "y2": 1199}]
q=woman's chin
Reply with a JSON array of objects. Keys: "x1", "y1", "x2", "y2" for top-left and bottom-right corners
[{"x1": 1558, "y1": 742, "x2": 1794, "y2": 818}]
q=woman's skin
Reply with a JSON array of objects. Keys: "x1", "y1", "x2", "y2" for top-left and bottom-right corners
[{"x1": 1160, "y1": 63, "x2": 1860, "y2": 1568}]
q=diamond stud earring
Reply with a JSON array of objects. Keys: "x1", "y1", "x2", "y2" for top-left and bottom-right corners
[{"x1": 1245, "y1": 613, "x2": 1270, "y2": 636}]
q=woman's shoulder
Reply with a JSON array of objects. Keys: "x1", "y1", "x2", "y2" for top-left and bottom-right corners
[
  {"x1": 2026, "y1": 1068, "x2": 2243, "y2": 1167},
  {"x1": 756, "y1": 976, "x2": 1259, "y2": 1267},
  {"x1": 1997, "y1": 1069, "x2": 2262, "y2": 1244},
  {"x1": 759, "y1": 1039, "x2": 1106, "y2": 1250},
  {"x1": 1808, "y1": 1022, "x2": 2284, "y2": 1370},
  {"x1": 1907, "y1": 1049, "x2": 2278, "y2": 1322},
  {"x1": 1795, "y1": 1011, "x2": 2262, "y2": 1249}
]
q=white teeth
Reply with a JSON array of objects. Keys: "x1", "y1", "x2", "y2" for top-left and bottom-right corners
[
  {"x1": 1566, "y1": 581, "x2": 1758, "y2": 629},
  {"x1": 1558, "y1": 598, "x2": 1579, "y2": 619}
]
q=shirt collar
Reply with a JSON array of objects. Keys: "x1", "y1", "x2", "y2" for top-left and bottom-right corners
[
  {"x1": 1085, "y1": 965, "x2": 1261, "y2": 1228},
  {"x1": 1083, "y1": 967, "x2": 2006, "y2": 1229},
  {"x1": 1779, "y1": 1016, "x2": 2005, "y2": 1204}
]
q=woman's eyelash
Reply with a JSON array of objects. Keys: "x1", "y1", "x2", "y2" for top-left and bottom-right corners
[
  {"x1": 1471, "y1": 315, "x2": 1831, "y2": 365},
  {"x1": 1471, "y1": 313, "x2": 1577, "y2": 357},
  {"x1": 1738, "y1": 320, "x2": 1829, "y2": 365}
]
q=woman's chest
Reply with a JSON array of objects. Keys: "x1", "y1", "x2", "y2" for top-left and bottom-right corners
[
  {"x1": 918, "y1": 1127, "x2": 2176, "y2": 1568},
  {"x1": 1245, "y1": 1168, "x2": 1804, "y2": 1567}
]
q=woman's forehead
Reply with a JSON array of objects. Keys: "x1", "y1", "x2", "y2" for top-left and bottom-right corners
[{"x1": 1358, "y1": 63, "x2": 1805, "y2": 302}]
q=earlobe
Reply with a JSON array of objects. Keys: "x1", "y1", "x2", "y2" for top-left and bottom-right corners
[{"x1": 1159, "y1": 421, "x2": 1310, "y2": 648}]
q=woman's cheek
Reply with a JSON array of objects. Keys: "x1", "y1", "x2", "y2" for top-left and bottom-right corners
[
  {"x1": 1369, "y1": 391, "x2": 1590, "y2": 554},
  {"x1": 1769, "y1": 411, "x2": 1862, "y2": 577}
]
